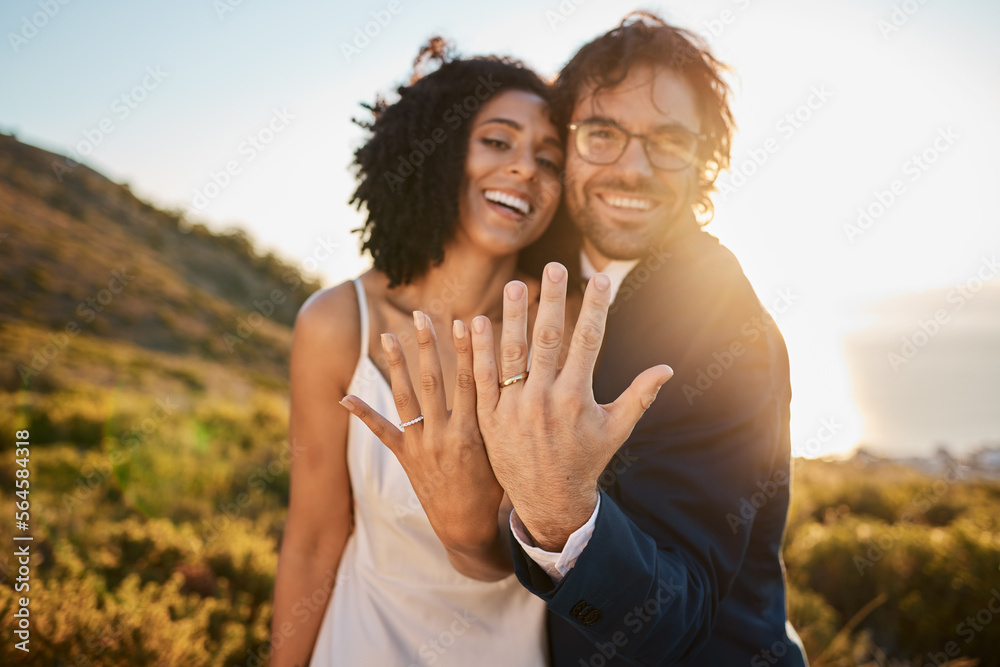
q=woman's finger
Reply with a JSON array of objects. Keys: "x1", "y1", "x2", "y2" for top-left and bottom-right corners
[
  {"x1": 339, "y1": 394, "x2": 403, "y2": 451},
  {"x1": 380, "y1": 332, "x2": 422, "y2": 427},
  {"x1": 413, "y1": 311, "x2": 447, "y2": 423},
  {"x1": 451, "y1": 319, "x2": 477, "y2": 423}
]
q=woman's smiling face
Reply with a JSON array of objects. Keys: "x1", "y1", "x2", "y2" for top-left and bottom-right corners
[{"x1": 455, "y1": 89, "x2": 565, "y2": 255}]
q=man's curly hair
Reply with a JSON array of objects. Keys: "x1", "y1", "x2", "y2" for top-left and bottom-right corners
[
  {"x1": 350, "y1": 38, "x2": 554, "y2": 287},
  {"x1": 552, "y1": 11, "x2": 736, "y2": 225}
]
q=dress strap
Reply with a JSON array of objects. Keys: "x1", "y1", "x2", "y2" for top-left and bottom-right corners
[{"x1": 352, "y1": 277, "x2": 370, "y2": 361}]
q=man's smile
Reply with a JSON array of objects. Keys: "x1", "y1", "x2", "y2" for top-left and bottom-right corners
[{"x1": 596, "y1": 192, "x2": 658, "y2": 212}]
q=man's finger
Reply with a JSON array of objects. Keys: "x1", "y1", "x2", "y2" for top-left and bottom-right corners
[
  {"x1": 498, "y1": 281, "x2": 530, "y2": 385},
  {"x1": 528, "y1": 263, "x2": 567, "y2": 384},
  {"x1": 471, "y1": 315, "x2": 500, "y2": 416},
  {"x1": 340, "y1": 394, "x2": 404, "y2": 451},
  {"x1": 413, "y1": 311, "x2": 447, "y2": 423},
  {"x1": 380, "y1": 332, "x2": 422, "y2": 425},
  {"x1": 452, "y1": 319, "x2": 477, "y2": 423},
  {"x1": 603, "y1": 365, "x2": 674, "y2": 446},
  {"x1": 561, "y1": 274, "x2": 612, "y2": 388}
]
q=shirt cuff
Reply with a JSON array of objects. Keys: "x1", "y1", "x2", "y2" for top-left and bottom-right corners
[{"x1": 509, "y1": 495, "x2": 601, "y2": 582}]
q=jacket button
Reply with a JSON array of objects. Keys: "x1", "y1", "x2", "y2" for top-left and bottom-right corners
[
  {"x1": 570, "y1": 600, "x2": 589, "y2": 618},
  {"x1": 582, "y1": 609, "x2": 603, "y2": 626}
]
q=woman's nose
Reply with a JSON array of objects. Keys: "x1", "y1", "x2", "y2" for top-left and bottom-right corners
[{"x1": 506, "y1": 147, "x2": 538, "y2": 180}]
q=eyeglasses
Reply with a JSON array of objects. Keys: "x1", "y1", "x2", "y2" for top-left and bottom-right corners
[{"x1": 568, "y1": 120, "x2": 706, "y2": 171}]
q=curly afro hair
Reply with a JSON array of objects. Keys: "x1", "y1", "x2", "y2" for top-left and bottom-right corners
[
  {"x1": 350, "y1": 38, "x2": 556, "y2": 287},
  {"x1": 551, "y1": 10, "x2": 736, "y2": 225}
]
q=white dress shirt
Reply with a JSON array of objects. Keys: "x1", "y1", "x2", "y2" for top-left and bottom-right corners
[{"x1": 509, "y1": 250, "x2": 641, "y2": 581}]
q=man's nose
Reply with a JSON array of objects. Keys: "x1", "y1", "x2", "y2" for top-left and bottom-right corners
[{"x1": 614, "y1": 136, "x2": 654, "y2": 179}]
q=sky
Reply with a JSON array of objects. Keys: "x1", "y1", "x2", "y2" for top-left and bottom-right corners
[{"x1": 3, "y1": 0, "x2": 999, "y2": 458}]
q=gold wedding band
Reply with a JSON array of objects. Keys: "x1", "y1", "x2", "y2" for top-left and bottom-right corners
[{"x1": 500, "y1": 371, "x2": 528, "y2": 388}]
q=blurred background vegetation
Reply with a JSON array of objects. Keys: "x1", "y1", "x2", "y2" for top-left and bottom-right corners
[{"x1": 1, "y1": 133, "x2": 998, "y2": 665}]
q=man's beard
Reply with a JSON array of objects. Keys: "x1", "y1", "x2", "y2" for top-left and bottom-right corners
[{"x1": 565, "y1": 172, "x2": 691, "y2": 261}]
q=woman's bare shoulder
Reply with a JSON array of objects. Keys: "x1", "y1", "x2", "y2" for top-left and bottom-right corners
[
  {"x1": 297, "y1": 281, "x2": 356, "y2": 334},
  {"x1": 292, "y1": 275, "x2": 372, "y2": 388}
]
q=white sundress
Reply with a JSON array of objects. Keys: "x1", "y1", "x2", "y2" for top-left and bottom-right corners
[{"x1": 308, "y1": 277, "x2": 548, "y2": 667}]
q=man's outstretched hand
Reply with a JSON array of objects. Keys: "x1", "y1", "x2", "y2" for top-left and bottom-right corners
[{"x1": 470, "y1": 262, "x2": 673, "y2": 552}]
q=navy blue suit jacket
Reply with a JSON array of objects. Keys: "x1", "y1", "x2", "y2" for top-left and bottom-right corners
[{"x1": 512, "y1": 228, "x2": 808, "y2": 666}]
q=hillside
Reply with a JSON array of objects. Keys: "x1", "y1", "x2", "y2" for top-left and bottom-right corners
[{"x1": 0, "y1": 132, "x2": 322, "y2": 389}]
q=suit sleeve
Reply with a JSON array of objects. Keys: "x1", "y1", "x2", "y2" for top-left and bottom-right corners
[{"x1": 511, "y1": 258, "x2": 791, "y2": 665}]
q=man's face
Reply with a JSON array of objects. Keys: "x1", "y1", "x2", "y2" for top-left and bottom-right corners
[{"x1": 565, "y1": 64, "x2": 701, "y2": 265}]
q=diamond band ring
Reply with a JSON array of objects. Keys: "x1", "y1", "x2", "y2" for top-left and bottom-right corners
[{"x1": 399, "y1": 414, "x2": 424, "y2": 429}]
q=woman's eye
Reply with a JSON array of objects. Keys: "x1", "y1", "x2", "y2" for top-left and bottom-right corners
[
  {"x1": 537, "y1": 157, "x2": 560, "y2": 172},
  {"x1": 482, "y1": 137, "x2": 509, "y2": 149}
]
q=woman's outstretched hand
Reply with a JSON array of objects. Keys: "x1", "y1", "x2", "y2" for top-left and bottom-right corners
[{"x1": 339, "y1": 312, "x2": 510, "y2": 580}]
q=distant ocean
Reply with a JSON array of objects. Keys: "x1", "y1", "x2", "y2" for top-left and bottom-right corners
[{"x1": 842, "y1": 281, "x2": 1000, "y2": 458}]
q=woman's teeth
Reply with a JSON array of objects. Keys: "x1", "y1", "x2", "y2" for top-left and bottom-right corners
[{"x1": 484, "y1": 190, "x2": 531, "y2": 215}]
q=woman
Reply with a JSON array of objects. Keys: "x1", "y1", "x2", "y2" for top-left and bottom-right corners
[{"x1": 270, "y1": 40, "x2": 571, "y2": 666}]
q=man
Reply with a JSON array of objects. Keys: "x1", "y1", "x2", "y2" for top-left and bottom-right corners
[{"x1": 470, "y1": 12, "x2": 809, "y2": 666}]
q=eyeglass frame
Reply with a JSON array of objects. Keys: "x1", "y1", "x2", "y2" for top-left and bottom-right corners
[{"x1": 567, "y1": 119, "x2": 707, "y2": 171}]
